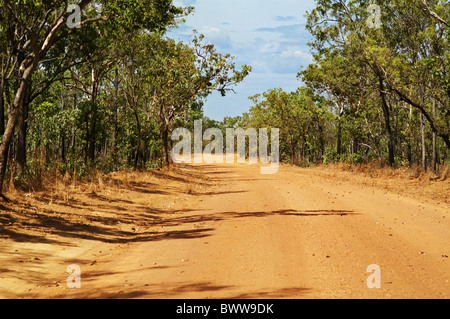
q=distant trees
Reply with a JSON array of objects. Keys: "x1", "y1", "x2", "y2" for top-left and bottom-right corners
[
  {"x1": 0, "y1": 0, "x2": 186, "y2": 196},
  {"x1": 141, "y1": 33, "x2": 250, "y2": 167},
  {"x1": 0, "y1": 0, "x2": 448, "y2": 198},
  {"x1": 240, "y1": 0, "x2": 449, "y2": 170},
  {"x1": 300, "y1": 0, "x2": 449, "y2": 170},
  {"x1": 0, "y1": 1, "x2": 250, "y2": 197},
  {"x1": 247, "y1": 88, "x2": 327, "y2": 165}
]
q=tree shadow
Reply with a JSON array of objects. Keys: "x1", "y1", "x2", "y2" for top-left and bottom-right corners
[
  {"x1": 188, "y1": 190, "x2": 249, "y2": 196},
  {"x1": 1, "y1": 200, "x2": 348, "y2": 298},
  {"x1": 44, "y1": 279, "x2": 312, "y2": 299},
  {"x1": 0, "y1": 182, "x2": 216, "y2": 245},
  {"x1": 152, "y1": 209, "x2": 358, "y2": 229},
  {"x1": 147, "y1": 168, "x2": 212, "y2": 186},
  {"x1": 230, "y1": 287, "x2": 312, "y2": 299},
  {"x1": 239, "y1": 209, "x2": 358, "y2": 217},
  {"x1": 100, "y1": 178, "x2": 173, "y2": 196},
  {"x1": 1, "y1": 178, "x2": 358, "y2": 244},
  {"x1": 0, "y1": 204, "x2": 214, "y2": 245}
]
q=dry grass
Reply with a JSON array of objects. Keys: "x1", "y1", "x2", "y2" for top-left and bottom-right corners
[
  {"x1": 0, "y1": 163, "x2": 215, "y2": 248},
  {"x1": 313, "y1": 161, "x2": 450, "y2": 205},
  {"x1": 4, "y1": 160, "x2": 448, "y2": 208},
  {"x1": 3, "y1": 163, "x2": 210, "y2": 206},
  {"x1": 321, "y1": 161, "x2": 449, "y2": 180}
]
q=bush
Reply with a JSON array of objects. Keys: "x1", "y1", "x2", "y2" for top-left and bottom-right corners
[
  {"x1": 347, "y1": 153, "x2": 365, "y2": 164},
  {"x1": 323, "y1": 147, "x2": 339, "y2": 165}
]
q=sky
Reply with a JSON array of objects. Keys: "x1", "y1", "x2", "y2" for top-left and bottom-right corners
[{"x1": 168, "y1": 0, "x2": 317, "y2": 121}]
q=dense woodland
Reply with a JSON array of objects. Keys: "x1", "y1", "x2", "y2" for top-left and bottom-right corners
[
  {"x1": 244, "y1": 0, "x2": 449, "y2": 171},
  {"x1": 0, "y1": 0, "x2": 449, "y2": 198}
]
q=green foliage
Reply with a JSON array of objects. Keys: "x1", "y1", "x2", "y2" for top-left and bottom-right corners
[
  {"x1": 347, "y1": 153, "x2": 365, "y2": 165},
  {"x1": 247, "y1": 87, "x2": 328, "y2": 165},
  {"x1": 323, "y1": 147, "x2": 339, "y2": 165},
  {"x1": 297, "y1": 0, "x2": 450, "y2": 169},
  {"x1": 1, "y1": 0, "x2": 449, "y2": 192},
  {"x1": 0, "y1": 0, "x2": 252, "y2": 185}
]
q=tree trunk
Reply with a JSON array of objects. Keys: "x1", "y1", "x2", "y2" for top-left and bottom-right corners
[
  {"x1": 84, "y1": 112, "x2": 89, "y2": 165},
  {"x1": 432, "y1": 99, "x2": 437, "y2": 174},
  {"x1": 379, "y1": 79, "x2": 395, "y2": 167},
  {"x1": 289, "y1": 138, "x2": 295, "y2": 165},
  {"x1": 15, "y1": 101, "x2": 27, "y2": 176},
  {"x1": 88, "y1": 104, "x2": 97, "y2": 162},
  {"x1": 161, "y1": 126, "x2": 170, "y2": 167},
  {"x1": 61, "y1": 132, "x2": 66, "y2": 163},
  {"x1": 318, "y1": 124, "x2": 325, "y2": 163},
  {"x1": 60, "y1": 82, "x2": 66, "y2": 163},
  {"x1": 337, "y1": 120, "x2": 342, "y2": 157},
  {"x1": 420, "y1": 113, "x2": 426, "y2": 172},
  {"x1": 393, "y1": 88, "x2": 450, "y2": 149},
  {"x1": 432, "y1": 131, "x2": 436, "y2": 174},
  {"x1": 16, "y1": 81, "x2": 31, "y2": 176},
  {"x1": 336, "y1": 103, "x2": 343, "y2": 157},
  {"x1": 0, "y1": 65, "x2": 33, "y2": 196},
  {"x1": 71, "y1": 91, "x2": 77, "y2": 159},
  {"x1": 0, "y1": 80, "x2": 5, "y2": 135},
  {"x1": 133, "y1": 110, "x2": 141, "y2": 171},
  {"x1": 407, "y1": 143, "x2": 412, "y2": 166},
  {"x1": 88, "y1": 67, "x2": 99, "y2": 163},
  {"x1": 112, "y1": 68, "x2": 120, "y2": 171}
]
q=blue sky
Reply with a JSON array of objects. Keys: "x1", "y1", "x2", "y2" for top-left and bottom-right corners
[{"x1": 168, "y1": 0, "x2": 317, "y2": 121}]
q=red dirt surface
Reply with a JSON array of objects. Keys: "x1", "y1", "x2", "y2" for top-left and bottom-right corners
[{"x1": 0, "y1": 160, "x2": 449, "y2": 299}]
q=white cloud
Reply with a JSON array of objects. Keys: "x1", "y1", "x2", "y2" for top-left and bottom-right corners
[
  {"x1": 167, "y1": 0, "x2": 317, "y2": 120},
  {"x1": 203, "y1": 72, "x2": 304, "y2": 120},
  {"x1": 173, "y1": 0, "x2": 197, "y2": 6},
  {"x1": 197, "y1": 25, "x2": 233, "y2": 50},
  {"x1": 274, "y1": 16, "x2": 298, "y2": 22}
]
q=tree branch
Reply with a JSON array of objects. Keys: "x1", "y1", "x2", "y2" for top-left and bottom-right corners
[{"x1": 421, "y1": 0, "x2": 449, "y2": 26}]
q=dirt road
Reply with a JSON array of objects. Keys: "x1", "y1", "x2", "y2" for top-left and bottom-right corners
[{"x1": 1, "y1": 160, "x2": 449, "y2": 299}]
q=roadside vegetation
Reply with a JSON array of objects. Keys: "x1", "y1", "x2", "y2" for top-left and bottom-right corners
[{"x1": 0, "y1": 0, "x2": 448, "y2": 200}]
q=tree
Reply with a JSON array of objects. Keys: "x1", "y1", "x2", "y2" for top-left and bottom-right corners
[
  {"x1": 248, "y1": 88, "x2": 320, "y2": 165},
  {"x1": 301, "y1": 0, "x2": 449, "y2": 168},
  {"x1": 140, "y1": 33, "x2": 251, "y2": 166},
  {"x1": 0, "y1": 0, "x2": 185, "y2": 197}
]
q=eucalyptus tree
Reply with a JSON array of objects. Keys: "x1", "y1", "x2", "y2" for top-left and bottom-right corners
[
  {"x1": 304, "y1": 0, "x2": 395, "y2": 165},
  {"x1": 248, "y1": 88, "x2": 321, "y2": 165},
  {"x1": 139, "y1": 33, "x2": 251, "y2": 167},
  {"x1": 369, "y1": 0, "x2": 449, "y2": 150},
  {"x1": 299, "y1": 48, "x2": 371, "y2": 158},
  {"x1": 0, "y1": 0, "x2": 185, "y2": 197},
  {"x1": 302, "y1": 0, "x2": 449, "y2": 168}
]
